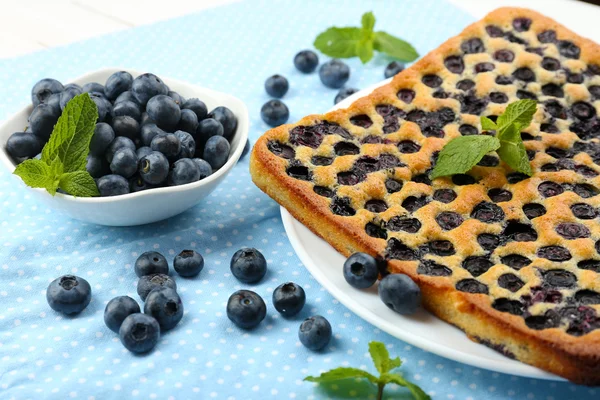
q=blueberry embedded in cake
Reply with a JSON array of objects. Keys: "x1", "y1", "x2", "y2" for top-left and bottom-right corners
[{"x1": 250, "y1": 7, "x2": 600, "y2": 385}]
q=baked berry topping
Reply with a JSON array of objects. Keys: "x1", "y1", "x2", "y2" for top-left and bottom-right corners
[
  {"x1": 334, "y1": 141, "x2": 360, "y2": 156},
  {"x1": 506, "y1": 172, "x2": 529, "y2": 183},
  {"x1": 422, "y1": 74, "x2": 443, "y2": 88},
  {"x1": 365, "y1": 199, "x2": 388, "y2": 213},
  {"x1": 541, "y1": 57, "x2": 560, "y2": 71},
  {"x1": 456, "y1": 93, "x2": 489, "y2": 115},
  {"x1": 444, "y1": 55, "x2": 465, "y2": 74},
  {"x1": 477, "y1": 233, "x2": 501, "y2": 251},
  {"x1": 526, "y1": 47, "x2": 544, "y2": 56},
  {"x1": 433, "y1": 189, "x2": 457, "y2": 203},
  {"x1": 313, "y1": 186, "x2": 334, "y2": 197},
  {"x1": 567, "y1": 71, "x2": 584, "y2": 84},
  {"x1": 575, "y1": 290, "x2": 600, "y2": 305},
  {"x1": 571, "y1": 101, "x2": 596, "y2": 120},
  {"x1": 402, "y1": 195, "x2": 429, "y2": 212},
  {"x1": 456, "y1": 279, "x2": 489, "y2": 294},
  {"x1": 459, "y1": 124, "x2": 478, "y2": 136},
  {"x1": 540, "y1": 123, "x2": 560, "y2": 133},
  {"x1": 494, "y1": 49, "x2": 514, "y2": 62},
  {"x1": 503, "y1": 221, "x2": 538, "y2": 242},
  {"x1": 412, "y1": 173, "x2": 432, "y2": 185},
  {"x1": 452, "y1": 174, "x2": 476, "y2": 185},
  {"x1": 525, "y1": 311, "x2": 560, "y2": 330},
  {"x1": 543, "y1": 269, "x2": 577, "y2": 288},
  {"x1": 589, "y1": 85, "x2": 600, "y2": 100},
  {"x1": 350, "y1": 114, "x2": 373, "y2": 128},
  {"x1": 475, "y1": 62, "x2": 495, "y2": 73},
  {"x1": 495, "y1": 76, "x2": 513, "y2": 85},
  {"x1": 289, "y1": 125, "x2": 323, "y2": 148},
  {"x1": 501, "y1": 254, "x2": 532, "y2": 270},
  {"x1": 385, "y1": 179, "x2": 403, "y2": 194},
  {"x1": 524, "y1": 287, "x2": 563, "y2": 305},
  {"x1": 545, "y1": 147, "x2": 569, "y2": 158},
  {"x1": 505, "y1": 32, "x2": 528, "y2": 45},
  {"x1": 462, "y1": 256, "x2": 493, "y2": 277},
  {"x1": 517, "y1": 90, "x2": 537, "y2": 100},
  {"x1": 386, "y1": 217, "x2": 421, "y2": 233},
  {"x1": 376, "y1": 104, "x2": 406, "y2": 134},
  {"x1": 461, "y1": 38, "x2": 485, "y2": 54},
  {"x1": 436, "y1": 211, "x2": 464, "y2": 230},
  {"x1": 493, "y1": 298, "x2": 525, "y2": 315},
  {"x1": 486, "y1": 25, "x2": 504, "y2": 37},
  {"x1": 365, "y1": 222, "x2": 387, "y2": 239},
  {"x1": 488, "y1": 188, "x2": 512, "y2": 202},
  {"x1": 417, "y1": 260, "x2": 452, "y2": 277},
  {"x1": 456, "y1": 79, "x2": 475, "y2": 91},
  {"x1": 378, "y1": 153, "x2": 404, "y2": 169},
  {"x1": 573, "y1": 183, "x2": 599, "y2": 198},
  {"x1": 471, "y1": 201, "x2": 505, "y2": 223},
  {"x1": 523, "y1": 203, "x2": 546, "y2": 219},
  {"x1": 330, "y1": 196, "x2": 356, "y2": 216},
  {"x1": 513, "y1": 67, "x2": 536, "y2": 82},
  {"x1": 397, "y1": 140, "x2": 421, "y2": 153},
  {"x1": 538, "y1": 181, "x2": 564, "y2": 197},
  {"x1": 537, "y1": 245, "x2": 572, "y2": 261},
  {"x1": 311, "y1": 156, "x2": 334, "y2": 166},
  {"x1": 267, "y1": 141, "x2": 295, "y2": 159},
  {"x1": 537, "y1": 30, "x2": 557, "y2": 43},
  {"x1": 425, "y1": 240, "x2": 456, "y2": 256},
  {"x1": 337, "y1": 170, "x2": 365, "y2": 185},
  {"x1": 498, "y1": 273, "x2": 525, "y2": 292},
  {"x1": 541, "y1": 83, "x2": 564, "y2": 97},
  {"x1": 286, "y1": 165, "x2": 311, "y2": 181},
  {"x1": 353, "y1": 156, "x2": 379, "y2": 173},
  {"x1": 386, "y1": 238, "x2": 417, "y2": 260},
  {"x1": 556, "y1": 222, "x2": 590, "y2": 239},
  {"x1": 571, "y1": 203, "x2": 596, "y2": 219},
  {"x1": 578, "y1": 259, "x2": 600, "y2": 272},
  {"x1": 489, "y1": 92, "x2": 508, "y2": 104},
  {"x1": 557, "y1": 40, "x2": 580, "y2": 59},
  {"x1": 397, "y1": 89, "x2": 416, "y2": 104},
  {"x1": 513, "y1": 17, "x2": 532, "y2": 31}
]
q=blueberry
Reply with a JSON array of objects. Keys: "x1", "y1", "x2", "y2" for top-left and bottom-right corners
[
  {"x1": 168, "y1": 158, "x2": 201, "y2": 186},
  {"x1": 136, "y1": 146, "x2": 153, "y2": 159},
  {"x1": 343, "y1": 252, "x2": 378, "y2": 289},
  {"x1": 140, "y1": 123, "x2": 165, "y2": 146},
  {"x1": 135, "y1": 251, "x2": 169, "y2": 277},
  {"x1": 137, "y1": 273, "x2": 177, "y2": 301},
  {"x1": 105, "y1": 136, "x2": 136, "y2": 163},
  {"x1": 59, "y1": 85, "x2": 82, "y2": 110},
  {"x1": 29, "y1": 103, "x2": 60, "y2": 141},
  {"x1": 46, "y1": 275, "x2": 92, "y2": 315},
  {"x1": 174, "y1": 250, "x2": 204, "y2": 277},
  {"x1": 260, "y1": 100, "x2": 289, "y2": 127},
  {"x1": 112, "y1": 100, "x2": 141, "y2": 121},
  {"x1": 226, "y1": 290, "x2": 266, "y2": 329},
  {"x1": 86, "y1": 154, "x2": 110, "y2": 179},
  {"x1": 143, "y1": 287, "x2": 183, "y2": 331},
  {"x1": 110, "y1": 147, "x2": 138, "y2": 178},
  {"x1": 6, "y1": 132, "x2": 40, "y2": 159},
  {"x1": 272, "y1": 282, "x2": 305, "y2": 317},
  {"x1": 203, "y1": 136, "x2": 230, "y2": 169},
  {"x1": 378, "y1": 274, "x2": 421, "y2": 314},
  {"x1": 119, "y1": 313, "x2": 160, "y2": 353},
  {"x1": 89, "y1": 123, "x2": 115, "y2": 156},
  {"x1": 174, "y1": 130, "x2": 196, "y2": 158},
  {"x1": 45, "y1": 93, "x2": 62, "y2": 115},
  {"x1": 298, "y1": 315, "x2": 332, "y2": 351},
  {"x1": 192, "y1": 158, "x2": 212, "y2": 179},
  {"x1": 196, "y1": 118, "x2": 224, "y2": 150},
  {"x1": 139, "y1": 151, "x2": 169, "y2": 185},
  {"x1": 97, "y1": 174, "x2": 130, "y2": 196},
  {"x1": 112, "y1": 116, "x2": 140, "y2": 140},
  {"x1": 31, "y1": 78, "x2": 63, "y2": 107},
  {"x1": 63, "y1": 83, "x2": 81, "y2": 91},
  {"x1": 334, "y1": 87, "x2": 359, "y2": 104},
  {"x1": 384, "y1": 61, "x2": 405, "y2": 79},
  {"x1": 104, "y1": 296, "x2": 140, "y2": 333},
  {"x1": 147, "y1": 94, "x2": 181, "y2": 131},
  {"x1": 129, "y1": 175, "x2": 153, "y2": 192},
  {"x1": 151, "y1": 133, "x2": 181, "y2": 159},
  {"x1": 140, "y1": 112, "x2": 154, "y2": 126},
  {"x1": 182, "y1": 98, "x2": 208, "y2": 121},
  {"x1": 82, "y1": 82, "x2": 105, "y2": 96},
  {"x1": 207, "y1": 106, "x2": 237, "y2": 141},
  {"x1": 265, "y1": 74, "x2": 289, "y2": 98},
  {"x1": 241, "y1": 139, "x2": 251, "y2": 159},
  {"x1": 168, "y1": 91, "x2": 185, "y2": 107},
  {"x1": 230, "y1": 247, "x2": 267, "y2": 283},
  {"x1": 88, "y1": 92, "x2": 111, "y2": 123},
  {"x1": 131, "y1": 73, "x2": 168, "y2": 106},
  {"x1": 319, "y1": 59, "x2": 350, "y2": 89},
  {"x1": 115, "y1": 91, "x2": 140, "y2": 106},
  {"x1": 294, "y1": 50, "x2": 319, "y2": 73},
  {"x1": 177, "y1": 109, "x2": 199, "y2": 134},
  {"x1": 105, "y1": 71, "x2": 133, "y2": 100}
]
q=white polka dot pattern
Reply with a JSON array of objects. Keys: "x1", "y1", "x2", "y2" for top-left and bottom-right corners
[{"x1": 0, "y1": 0, "x2": 593, "y2": 398}]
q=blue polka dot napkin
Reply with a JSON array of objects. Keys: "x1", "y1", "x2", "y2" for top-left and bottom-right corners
[{"x1": 0, "y1": 0, "x2": 595, "y2": 398}]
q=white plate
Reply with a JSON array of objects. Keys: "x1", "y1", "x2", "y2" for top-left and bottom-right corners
[{"x1": 280, "y1": 85, "x2": 564, "y2": 379}]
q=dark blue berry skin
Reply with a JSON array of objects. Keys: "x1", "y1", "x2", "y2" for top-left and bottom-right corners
[
  {"x1": 45, "y1": 93, "x2": 62, "y2": 115},
  {"x1": 177, "y1": 109, "x2": 199, "y2": 134},
  {"x1": 46, "y1": 275, "x2": 92, "y2": 315},
  {"x1": 112, "y1": 115, "x2": 140, "y2": 140},
  {"x1": 143, "y1": 287, "x2": 183, "y2": 331},
  {"x1": 168, "y1": 158, "x2": 201, "y2": 186},
  {"x1": 299, "y1": 315, "x2": 332, "y2": 351},
  {"x1": 384, "y1": 61, "x2": 405, "y2": 79},
  {"x1": 334, "y1": 88, "x2": 359, "y2": 105},
  {"x1": 29, "y1": 103, "x2": 60, "y2": 141},
  {"x1": 192, "y1": 158, "x2": 212, "y2": 179},
  {"x1": 294, "y1": 50, "x2": 319, "y2": 73},
  {"x1": 174, "y1": 130, "x2": 196, "y2": 159},
  {"x1": 203, "y1": 136, "x2": 230, "y2": 170},
  {"x1": 104, "y1": 295, "x2": 140, "y2": 333},
  {"x1": 265, "y1": 75, "x2": 289, "y2": 98},
  {"x1": 105, "y1": 136, "x2": 136, "y2": 163},
  {"x1": 129, "y1": 175, "x2": 154, "y2": 192},
  {"x1": 260, "y1": 100, "x2": 289, "y2": 127},
  {"x1": 140, "y1": 123, "x2": 165, "y2": 146},
  {"x1": 140, "y1": 112, "x2": 154, "y2": 126},
  {"x1": 182, "y1": 98, "x2": 208, "y2": 121},
  {"x1": 343, "y1": 252, "x2": 379, "y2": 289},
  {"x1": 119, "y1": 313, "x2": 160, "y2": 354},
  {"x1": 151, "y1": 133, "x2": 181, "y2": 159},
  {"x1": 112, "y1": 100, "x2": 141, "y2": 121},
  {"x1": 174, "y1": 250, "x2": 204, "y2": 277},
  {"x1": 97, "y1": 174, "x2": 130, "y2": 196},
  {"x1": 147, "y1": 94, "x2": 181, "y2": 131},
  {"x1": 90, "y1": 123, "x2": 115, "y2": 156},
  {"x1": 6, "y1": 132, "x2": 40, "y2": 159},
  {"x1": 82, "y1": 82, "x2": 106, "y2": 96},
  {"x1": 319, "y1": 59, "x2": 350, "y2": 89},
  {"x1": 31, "y1": 78, "x2": 63, "y2": 107},
  {"x1": 131, "y1": 73, "x2": 168, "y2": 106},
  {"x1": 86, "y1": 154, "x2": 110, "y2": 179},
  {"x1": 195, "y1": 118, "x2": 224, "y2": 150},
  {"x1": 241, "y1": 139, "x2": 251, "y2": 160},
  {"x1": 105, "y1": 71, "x2": 133, "y2": 100},
  {"x1": 207, "y1": 106, "x2": 237, "y2": 141},
  {"x1": 378, "y1": 274, "x2": 421, "y2": 315},
  {"x1": 139, "y1": 151, "x2": 169, "y2": 185},
  {"x1": 59, "y1": 85, "x2": 82, "y2": 110},
  {"x1": 135, "y1": 251, "x2": 169, "y2": 277},
  {"x1": 115, "y1": 90, "x2": 140, "y2": 106},
  {"x1": 226, "y1": 290, "x2": 266, "y2": 329},
  {"x1": 168, "y1": 91, "x2": 185, "y2": 107},
  {"x1": 230, "y1": 247, "x2": 267, "y2": 283},
  {"x1": 137, "y1": 273, "x2": 177, "y2": 301},
  {"x1": 89, "y1": 92, "x2": 112, "y2": 122},
  {"x1": 136, "y1": 146, "x2": 153, "y2": 159},
  {"x1": 110, "y1": 147, "x2": 138, "y2": 178},
  {"x1": 272, "y1": 282, "x2": 305, "y2": 317},
  {"x1": 63, "y1": 83, "x2": 82, "y2": 91}
]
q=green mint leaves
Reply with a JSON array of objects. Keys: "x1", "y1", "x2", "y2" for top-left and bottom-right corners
[
  {"x1": 431, "y1": 99, "x2": 537, "y2": 179},
  {"x1": 304, "y1": 341, "x2": 430, "y2": 400},
  {"x1": 14, "y1": 93, "x2": 100, "y2": 197},
  {"x1": 314, "y1": 12, "x2": 418, "y2": 64}
]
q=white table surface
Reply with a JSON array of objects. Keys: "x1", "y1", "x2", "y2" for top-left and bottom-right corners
[{"x1": 0, "y1": 0, "x2": 593, "y2": 59}]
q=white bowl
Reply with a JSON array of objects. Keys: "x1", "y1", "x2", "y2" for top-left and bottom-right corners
[{"x1": 0, "y1": 68, "x2": 249, "y2": 226}]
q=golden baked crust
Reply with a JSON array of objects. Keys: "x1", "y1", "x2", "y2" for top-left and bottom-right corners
[{"x1": 250, "y1": 7, "x2": 600, "y2": 384}]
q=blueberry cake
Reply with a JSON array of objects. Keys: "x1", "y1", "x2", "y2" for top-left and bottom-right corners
[{"x1": 250, "y1": 8, "x2": 600, "y2": 384}]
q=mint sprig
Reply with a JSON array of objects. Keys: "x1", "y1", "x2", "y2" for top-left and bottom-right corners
[
  {"x1": 314, "y1": 12, "x2": 419, "y2": 64},
  {"x1": 431, "y1": 99, "x2": 537, "y2": 179},
  {"x1": 13, "y1": 93, "x2": 100, "y2": 197},
  {"x1": 304, "y1": 341, "x2": 430, "y2": 400}
]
